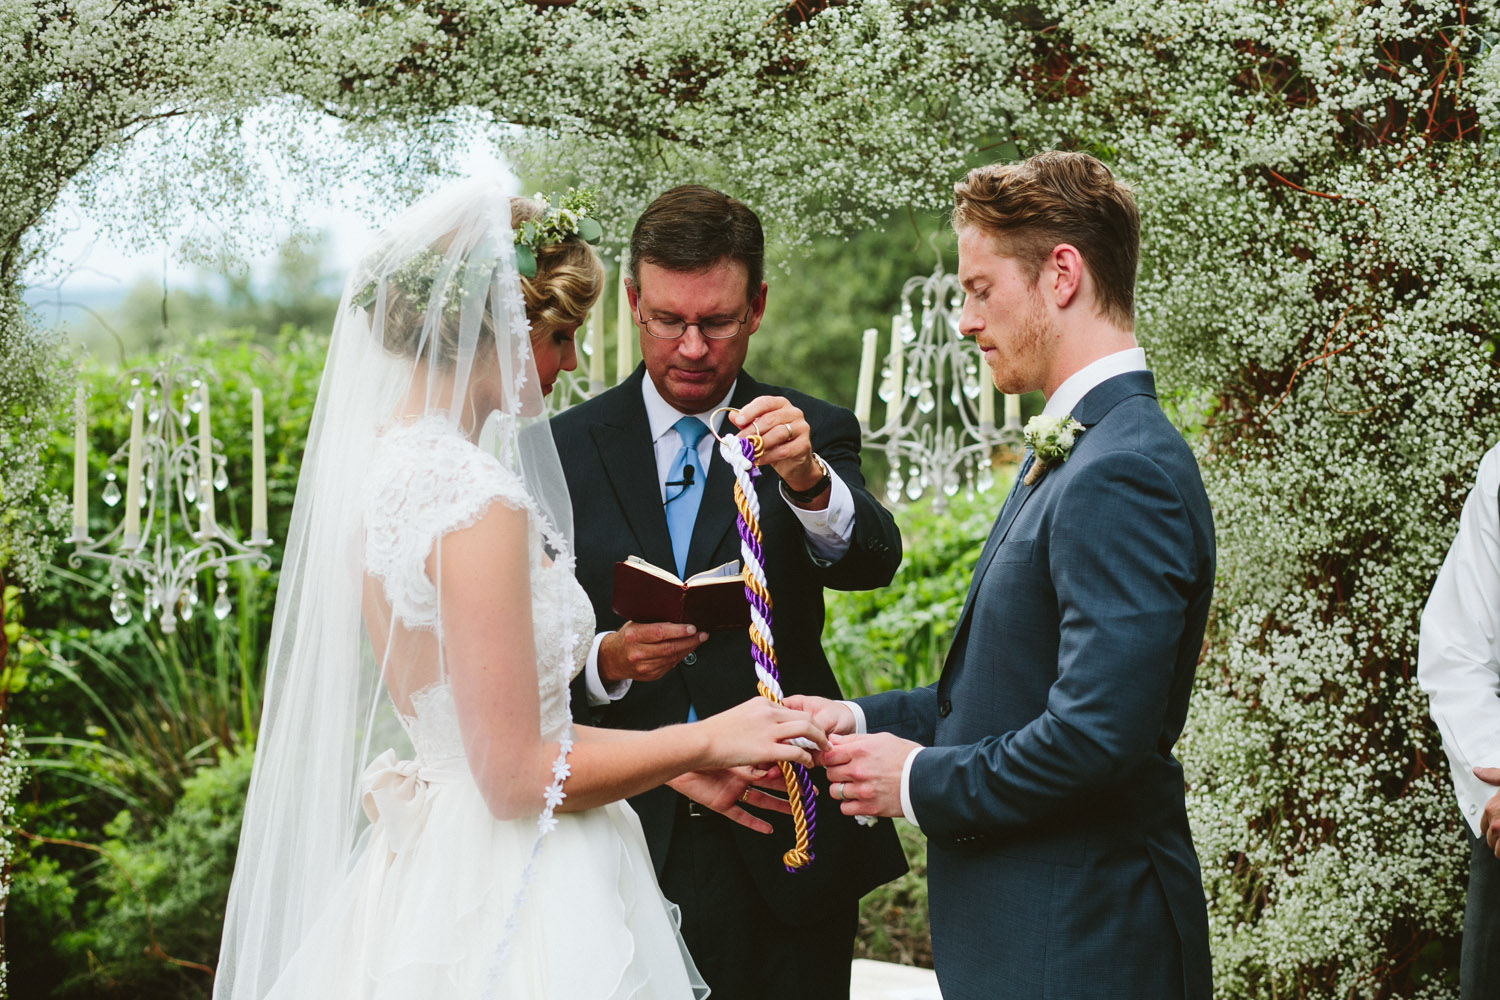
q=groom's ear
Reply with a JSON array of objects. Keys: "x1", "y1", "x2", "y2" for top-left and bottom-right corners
[{"x1": 1045, "y1": 243, "x2": 1085, "y2": 310}]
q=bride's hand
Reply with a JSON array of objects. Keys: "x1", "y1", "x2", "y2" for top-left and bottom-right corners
[
  {"x1": 697, "y1": 697, "x2": 828, "y2": 770},
  {"x1": 668, "y1": 766, "x2": 793, "y2": 835}
]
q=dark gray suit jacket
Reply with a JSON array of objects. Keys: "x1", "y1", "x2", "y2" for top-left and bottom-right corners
[
  {"x1": 552, "y1": 365, "x2": 908, "y2": 921},
  {"x1": 860, "y1": 371, "x2": 1215, "y2": 1000}
]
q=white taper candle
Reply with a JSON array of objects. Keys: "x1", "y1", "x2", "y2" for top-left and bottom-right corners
[
  {"x1": 854, "y1": 328, "x2": 877, "y2": 428},
  {"x1": 122, "y1": 390, "x2": 144, "y2": 545},
  {"x1": 251, "y1": 388, "x2": 267, "y2": 542},
  {"x1": 72, "y1": 387, "x2": 87, "y2": 539}
]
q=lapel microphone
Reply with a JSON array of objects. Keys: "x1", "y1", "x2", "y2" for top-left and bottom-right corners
[{"x1": 664, "y1": 464, "x2": 695, "y2": 503}]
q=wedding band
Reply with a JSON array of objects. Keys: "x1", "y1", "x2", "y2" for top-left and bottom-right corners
[
  {"x1": 783, "y1": 423, "x2": 793, "y2": 444},
  {"x1": 831, "y1": 781, "x2": 844, "y2": 801}
]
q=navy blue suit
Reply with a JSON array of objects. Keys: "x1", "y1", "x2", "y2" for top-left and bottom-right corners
[{"x1": 860, "y1": 371, "x2": 1215, "y2": 1000}]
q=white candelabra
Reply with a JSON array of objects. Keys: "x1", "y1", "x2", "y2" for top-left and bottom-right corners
[
  {"x1": 853, "y1": 265, "x2": 1025, "y2": 510},
  {"x1": 69, "y1": 359, "x2": 272, "y2": 634}
]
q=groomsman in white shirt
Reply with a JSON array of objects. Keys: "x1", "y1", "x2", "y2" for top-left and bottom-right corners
[{"x1": 1418, "y1": 442, "x2": 1500, "y2": 999}]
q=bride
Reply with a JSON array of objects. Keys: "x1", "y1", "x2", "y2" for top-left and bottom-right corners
[{"x1": 213, "y1": 179, "x2": 826, "y2": 998}]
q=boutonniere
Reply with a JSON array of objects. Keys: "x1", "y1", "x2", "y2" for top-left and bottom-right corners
[{"x1": 1022, "y1": 414, "x2": 1085, "y2": 485}]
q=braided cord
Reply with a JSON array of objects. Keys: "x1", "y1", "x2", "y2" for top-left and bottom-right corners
[{"x1": 718, "y1": 432, "x2": 817, "y2": 872}]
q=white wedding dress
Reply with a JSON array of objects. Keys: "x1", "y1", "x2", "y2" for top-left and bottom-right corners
[{"x1": 263, "y1": 417, "x2": 706, "y2": 998}]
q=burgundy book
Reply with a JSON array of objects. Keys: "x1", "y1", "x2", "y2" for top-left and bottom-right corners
[{"x1": 610, "y1": 556, "x2": 749, "y2": 631}]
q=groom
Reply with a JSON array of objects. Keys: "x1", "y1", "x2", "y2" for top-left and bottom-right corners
[
  {"x1": 799, "y1": 152, "x2": 1216, "y2": 1000},
  {"x1": 552, "y1": 185, "x2": 908, "y2": 999}
]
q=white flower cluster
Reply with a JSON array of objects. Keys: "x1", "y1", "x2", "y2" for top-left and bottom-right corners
[
  {"x1": 3, "y1": 2, "x2": 1497, "y2": 993},
  {"x1": 0, "y1": 723, "x2": 26, "y2": 996}
]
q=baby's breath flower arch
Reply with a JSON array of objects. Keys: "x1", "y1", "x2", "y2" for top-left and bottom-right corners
[{"x1": 3, "y1": 1, "x2": 1496, "y2": 994}]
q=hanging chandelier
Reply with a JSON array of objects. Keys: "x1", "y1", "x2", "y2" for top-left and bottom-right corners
[{"x1": 68, "y1": 358, "x2": 272, "y2": 634}]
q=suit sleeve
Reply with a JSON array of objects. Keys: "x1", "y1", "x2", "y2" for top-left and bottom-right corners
[
  {"x1": 857, "y1": 682, "x2": 940, "y2": 746},
  {"x1": 907, "y1": 450, "x2": 1200, "y2": 838},
  {"x1": 804, "y1": 403, "x2": 902, "y2": 592}
]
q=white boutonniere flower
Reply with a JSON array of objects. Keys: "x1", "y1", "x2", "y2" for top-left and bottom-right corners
[{"x1": 1022, "y1": 414, "x2": 1085, "y2": 485}]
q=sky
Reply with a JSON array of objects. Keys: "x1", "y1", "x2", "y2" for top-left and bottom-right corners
[{"x1": 24, "y1": 112, "x2": 519, "y2": 335}]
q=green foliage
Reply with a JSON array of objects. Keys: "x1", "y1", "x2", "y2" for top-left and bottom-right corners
[
  {"x1": 855, "y1": 818, "x2": 932, "y2": 968},
  {"x1": 754, "y1": 214, "x2": 955, "y2": 410},
  {"x1": 0, "y1": 300, "x2": 70, "y2": 590},
  {"x1": 14, "y1": 745, "x2": 253, "y2": 1000},
  {"x1": 826, "y1": 487, "x2": 1003, "y2": 697}
]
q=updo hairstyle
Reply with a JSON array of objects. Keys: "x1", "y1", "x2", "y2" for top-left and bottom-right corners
[{"x1": 373, "y1": 196, "x2": 605, "y2": 366}]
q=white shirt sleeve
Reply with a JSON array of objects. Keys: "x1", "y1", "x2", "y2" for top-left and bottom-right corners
[
  {"x1": 781, "y1": 462, "x2": 855, "y2": 565},
  {"x1": 841, "y1": 699, "x2": 867, "y2": 735},
  {"x1": 1418, "y1": 445, "x2": 1500, "y2": 838},
  {"x1": 899, "y1": 748, "x2": 922, "y2": 828},
  {"x1": 584, "y1": 631, "x2": 632, "y2": 707}
]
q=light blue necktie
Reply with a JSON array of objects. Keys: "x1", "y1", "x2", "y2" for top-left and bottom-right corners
[
  {"x1": 665, "y1": 416, "x2": 710, "y2": 723},
  {"x1": 665, "y1": 416, "x2": 710, "y2": 579}
]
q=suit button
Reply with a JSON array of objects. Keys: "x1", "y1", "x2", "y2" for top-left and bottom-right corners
[
  {"x1": 682, "y1": 652, "x2": 698, "y2": 666},
  {"x1": 938, "y1": 699, "x2": 951, "y2": 717}
]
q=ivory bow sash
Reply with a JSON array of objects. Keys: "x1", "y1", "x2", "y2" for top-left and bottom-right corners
[{"x1": 359, "y1": 749, "x2": 467, "y2": 854}]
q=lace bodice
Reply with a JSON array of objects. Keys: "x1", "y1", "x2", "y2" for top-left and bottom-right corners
[{"x1": 363, "y1": 418, "x2": 595, "y2": 756}]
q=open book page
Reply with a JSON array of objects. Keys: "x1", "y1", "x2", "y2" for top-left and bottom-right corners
[{"x1": 623, "y1": 555, "x2": 741, "y2": 587}]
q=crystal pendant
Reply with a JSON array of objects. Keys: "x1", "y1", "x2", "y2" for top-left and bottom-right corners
[
  {"x1": 917, "y1": 386, "x2": 936, "y2": 415},
  {"x1": 906, "y1": 470, "x2": 924, "y2": 501},
  {"x1": 213, "y1": 582, "x2": 231, "y2": 621},
  {"x1": 876, "y1": 370, "x2": 895, "y2": 404},
  {"x1": 180, "y1": 409, "x2": 191, "y2": 428},
  {"x1": 102, "y1": 477, "x2": 121, "y2": 507},
  {"x1": 138, "y1": 483, "x2": 149, "y2": 507},
  {"x1": 109, "y1": 589, "x2": 132, "y2": 625},
  {"x1": 886, "y1": 469, "x2": 903, "y2": 504},
  {"x1": 148, "y1": 402, "x2": 161, "y2": 424},
  {"x1": 943, "y1": 472, "x2": 960, "y2": 498},
  {"x1": 188, "y1": 381, "x2": 203, "y2": 413},
  {"x1": 179, "y1": 592, "x2": 194, "y2": 623},
  {"x1": 977, "y1": 462, "x2": 995, "y2": 493},
  {"x1": 184, "y1": 477, "x2": 198, "y2": 504},
  {"x1": 213, "y1": 463, "x2": 228, "y2": 491},
  {"x1": 950, "y1": 383, "x2": 963, "y2": 407}
]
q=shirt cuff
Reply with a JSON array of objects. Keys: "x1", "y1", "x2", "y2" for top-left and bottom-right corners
[
  {"x1": 899, "y1": 747, "x2": 922, "y2": 828},
  {"x1": 782, "y1": 462, "x2": 855, "y2": 565},
  {"x1": 585, "y1": 632, "x2": 632, "y2": 706},
  {"x1": 841, "y1": 700, "x2": 867, "y2": 735}
]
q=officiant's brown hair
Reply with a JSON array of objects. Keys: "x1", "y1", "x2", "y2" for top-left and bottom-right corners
[
  {"x1": 628, "y1": 185, "x2": 764, "y2": 303},
  {"x1": 953, "y1": 151, "x2": 1139, "y2": 331}
]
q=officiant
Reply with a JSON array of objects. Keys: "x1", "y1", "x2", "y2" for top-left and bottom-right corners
[{"x1": 552, "y1": 184, "x2": 908, "y2": 1000}]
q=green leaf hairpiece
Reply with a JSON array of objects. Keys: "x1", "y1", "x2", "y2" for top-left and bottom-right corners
[{"x1": 514, "y1": 188, "x2": 603, "y2": 279}]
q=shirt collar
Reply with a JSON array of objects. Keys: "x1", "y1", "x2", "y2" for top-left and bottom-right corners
[
  {"x1": 641, "y1": 375, "x2": 738, "y2": 444},
  {"x1": 1041, "y1": 347, "x2": 1148, "y2": 418}
]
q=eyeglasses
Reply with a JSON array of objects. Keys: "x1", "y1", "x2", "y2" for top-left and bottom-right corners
[{"x1": 635, "y1": 302, "x2": 752, "y2": 340}]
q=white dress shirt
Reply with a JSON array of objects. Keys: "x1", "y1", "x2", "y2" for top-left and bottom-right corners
[
  {"x1": 1419, "y1": 443, "x2": 1500, "y2": 837},
  {"x1": 848, "y1": 346, "x2": 1149, "y2": 827},
  {"x1": 583, "y1": 377, "x2": 857, "y2": 705}
]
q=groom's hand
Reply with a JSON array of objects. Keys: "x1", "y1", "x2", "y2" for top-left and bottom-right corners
[
  {"x1": 817, "y1": 732, "x2": 918, "y2": 819},
  {"x1": 1477, "y1": 766, "x2": 1500, "y2": 859},
  {"x1": 782, "y1": 695, "x2": 857, "y2": 737},
  {"x1": 598, "y1": 621, "x2": 708, "y2": 684}
]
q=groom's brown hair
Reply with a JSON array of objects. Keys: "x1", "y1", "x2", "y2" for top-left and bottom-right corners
[{"x1": 953, "y1": 151, "x2": 1139, "y2": 331}]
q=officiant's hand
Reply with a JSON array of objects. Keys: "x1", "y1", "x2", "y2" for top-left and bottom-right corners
[
  {"x1": 599, "y1": 621, "x2": 708, "y2": 684},
  {"x1": 669, "y1": 766, "x2": 793, "y2": 835},
  {"x1": 1477, "y1": 766, "x2": 1500, "y2": 859},
  {"x1": 817, "y1": 732, "x2": 918, "y2": 819},
  {"x1": 731, "y1": 396, "x2": 828, "y2": 508},
  {"x1": 782, "y1": 695, "x2": 858, "y2": 737}
]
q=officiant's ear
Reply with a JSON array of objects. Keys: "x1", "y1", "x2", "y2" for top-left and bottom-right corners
[{"x1": 1044, "y1": 243, "x2": 1085, "y2": 310}]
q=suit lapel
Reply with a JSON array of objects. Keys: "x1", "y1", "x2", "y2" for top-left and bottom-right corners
[
  {"x1": 685, "y1": 375, "x2": 760, "y2": 574},
  {"x1": 590, "y1": 372, "x2": 676, "y2": 571},
  {"x1": 940, "y1": 369, "x2": 1160, "y2": 674}
]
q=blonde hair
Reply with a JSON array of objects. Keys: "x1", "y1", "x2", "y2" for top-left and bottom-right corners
[
  {"x1": 953, "y1": 151, "x2": 1139, "y2": 330},
  {"x1": 376, "y1": 197, "x2": 605, "y2": 364}
]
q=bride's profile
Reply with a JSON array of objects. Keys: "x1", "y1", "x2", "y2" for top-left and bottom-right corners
[{"x1": 213, "y1": 178, "x2": 825, "y2": 998}]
